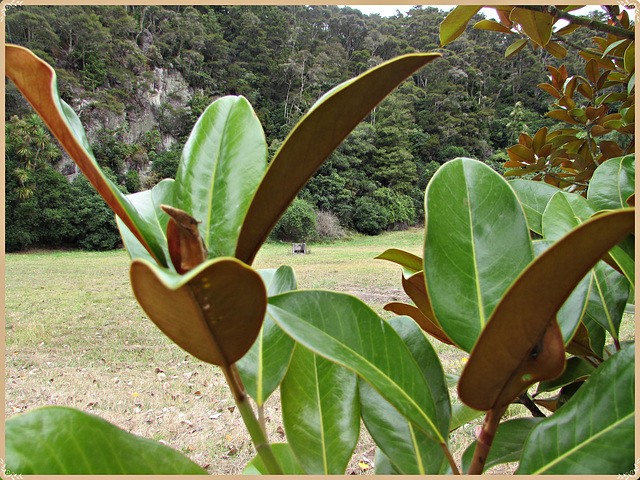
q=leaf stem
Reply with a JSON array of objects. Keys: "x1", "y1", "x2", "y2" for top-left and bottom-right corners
[
  {"x1": 221, "y1": 364, "x2": 283, "y2": 474},
  {"x1": 468, "y1": 405, "x2": 506, "y2": 474},
  {"x1": 441, "y1": 443, "x2": 461, "y2": 475}
]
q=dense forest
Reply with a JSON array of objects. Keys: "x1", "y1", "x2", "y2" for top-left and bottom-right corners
[{"x1": 5, "y1": 4, "x2": 601, "y2": 251}]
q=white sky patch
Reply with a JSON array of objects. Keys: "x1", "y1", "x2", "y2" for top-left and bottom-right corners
[{"x1": 342, "y1": 4, "x2": 611, "y2": 21}]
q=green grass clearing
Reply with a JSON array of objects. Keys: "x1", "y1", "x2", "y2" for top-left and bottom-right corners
[{"x1": 4, "y1": 229, "x2": 634, "y2": 474}]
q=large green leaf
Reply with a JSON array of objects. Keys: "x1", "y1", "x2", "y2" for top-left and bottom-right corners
[
  {"x1": 281, "y1": 344, "x2": 360, "y2": 474},
  {"x1": 130, "y1": 257, "x2": 266, "y2": 366},
  {"x1": 510, "y1": 7, "x2": 554, "y2": 46},
  {"x1": 518, "y1": 344, "x2": 635, "y2": 474},
  {"x1": 359, "y1": 316, "x2": 450, "y2": 475},
  {"x1": 242, "y1": 443, "x2": 305, "y2": 475},
  {"x1": 5, "y1": 44, "x2": 168, "y2": 267},
  {"x1": 236, "y1": 266, "x2": 297, "y2": 406},
  {"x1": 439, "y1": 6, "x2": 481, "y2": 46},
  {"x1": 268, "y1": 290, "x2": 446, "y2": 443},
  {"x1": 509, "y1": 179, "x2": 561, "y2": 234},
  {"x1": 173, "y1": 96, "x2": 267, "y2": 259},
  {"x1": 585, "y1": 260, "x2": 629, "y2": 340},
  {"x1": 375, "y1": 248, "x2": 423, "y2": 277},
  {"x1": 423, "y1": 158, "x2": 534, "y2": 352},
  {"x1": 587, "y1": 154, "x2": 635, "y2": 211},
  {"x1": 461, "y1": 418, "x2": 543, "y2": 473},
  {"x1": 458, "y1": 208, "x2": 634, "y2": 412},
  {"x1": 5, "y1": 406, "x2": 207, "y2": 474},
  {"x1": 541, "y1": 191, "x2": 594, "y2": 240},
  {"x1": 235, "y1": 53, "x2": 441, "y2": 264}
]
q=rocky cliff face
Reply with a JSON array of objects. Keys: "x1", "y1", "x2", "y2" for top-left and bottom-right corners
[{"x1": 58, "y1": 66, "x2": 194, "y2": 179}]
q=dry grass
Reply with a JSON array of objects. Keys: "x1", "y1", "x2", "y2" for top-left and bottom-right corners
[{"x1": 4, "y1": 230, "x2": 635, "y2": 475}]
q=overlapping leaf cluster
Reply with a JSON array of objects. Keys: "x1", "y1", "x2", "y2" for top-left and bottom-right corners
[
  {"x1": 441, "y1": 5, "x2": 634, "y2": 192},
  {"x1": 5, "y1": 31, "x2": 635, "y2": 476},
  {"x1": 378, "y1": 155, "x2": 634, "y2": 473}
]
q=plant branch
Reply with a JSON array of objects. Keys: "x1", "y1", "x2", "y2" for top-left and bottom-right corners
[
  {"x1": 221, "y1": 364, "x2": 283, "y2": 475},
  {"x1": 604, "y1": 5, "x2": 624, "y2": 28},
  {"x1": 516, "y1": 392, "x2": 546, "y2": 418},
  {"x1": 468, "y1": 405, "x2": 507, "y2": 474},
  {"x1": 552, "y1": 34, "x2": 624, "y2": 62},
  {"x1": 511, "y1": 5, "x2": 635, "y2": 40}
]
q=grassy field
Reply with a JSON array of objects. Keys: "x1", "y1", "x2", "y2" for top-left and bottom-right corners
[{"x1": 4, "y1": 229, "x2": 634, "y2": 474}]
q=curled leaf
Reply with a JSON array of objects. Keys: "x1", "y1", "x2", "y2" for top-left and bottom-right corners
[
  {"x1": 130, "y1": 258, "x2": 266, "y2": 366},
  {"x1": 161, "y1": 205, "x2": 208, "y2": 274},
  {"x1": 458, "y1": 208, "x2": 634, "y2": 411}
]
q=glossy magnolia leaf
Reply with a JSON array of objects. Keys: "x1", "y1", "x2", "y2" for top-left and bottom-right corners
[
  {"x1": 173, "y1": 96, "x2": 267, "y2": 259},
  {"x1": 130, "y1": 257, "x2": 266, "y2": 366},
  {"x1": 359, "y1": 317, "x2": 450, "y2": 475},
  {"x1": 5, "y1": 44, "x2": 168, "y2": 267},
  {"x1": 624, "y1": 42, "x2": 635, "y2": 73},
  {"x1": 461, "y1": 418, "x2": 543, "y2": 474},
  {"x1": 505, "y1": 38, "x2": 528, "y2": 58},
  {"x1": 236, "y1": 53, "x2": 441, "y2": 265},
  {"x1": 281, "y1": 344, "x2": 359, "y2": 474},
  {"x1": 383, "y1": 302, "x2": 455, "y2": 346},
  {"x1": 473, "y1": 19, "x2": 513, "y2": 33},
  {"x1": 375, "y1": 248, "x2": 423, "y2": 277},
  {"x1": 510, "y1": 8, "x2": 554, "y2": 46},
  {"x1": 535, "y1": 356, "x2": 595, "y2": 395},
  {"x1": 458, "y1": 208, "x2": 634, "y2": 412},
  {"x1": 424, "y1": 158, "x2": 534, "y2": 353},
  {"x1": 402, "y1": 272, "x2": 440, "y2": 327},
  {"x1": 587, "y1": 154, "x2": 635, "y2": 211},
  {"x1": 268, "y1": 290, "x2": 446, "y2": 443},
  {"x1": 5, "y1": 406, "x2": 207, "y2": 474},
  {"x1": 545, "y1": 40, "x2": 567, "y2": 59},
  {"x1": 509, "y1": 179, "x2": 561, "y2": 234},
  {"x1": 373, "y1": 449, "x2": 402, "y2": 475},
  {"x1": 439, "y1": 5, "x2": 481, "y2": 46},
  {"x1": 518, "y1": 344, "x2": 635, "y2": 474},
  {"x1": 449, "y1": 402, "x2": 483, "y2": 432},
  {"x1": 117, "y1": 178, "x2": 175, "y2": 264},
  {"x1": 566, "y1": 320, "x2": 605, "y2": 360},
  {"x1": 542, "y1": 191, "x2": 594, "y2": 241},
  {"x1": 236, "y1": 266, "x2": 297, "y2": 406},
  {"x1": 533, "y1": 240, "x2": 590, "y2": 344},
  {"x1": 242, "y1": 443, "x2": 305, "y2": 475},
  {"x1": 542, "y1": 193, "x2": 631, "y2": 338},
  {"x1": 584, "y1": 261, "x2": 629, "y2": 340}
]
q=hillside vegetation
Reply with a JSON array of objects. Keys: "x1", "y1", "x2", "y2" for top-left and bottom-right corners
[{"x1": 6, "y1": 4, "x2": 600, "y2": 250}]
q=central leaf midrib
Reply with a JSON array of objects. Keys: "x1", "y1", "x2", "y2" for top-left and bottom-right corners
[
  {"x1": 205, "y1": 106, "x2": 232, "y2": 248},
  {"x1": 463, "y1": 174, "x2": 486, "y2": 329}
]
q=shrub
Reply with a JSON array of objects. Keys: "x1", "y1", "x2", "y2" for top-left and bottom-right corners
[
  {"x1": 353, "y1": 196, "x2": 388, "y2": 235},
  {"x1": 72, "y1": 173, "x2": 123, "y2": 251},
  {"x1": 315, "y1": 210, "x2": 346, "y2": 241},
  {"x1": 372, "y1": 187, "x2": 416, "y2": 229},
  {"x1": 272, "y1": 198, "x2": 317, "y2": 242},
  {"x1": 125, "y1": 170, "x2": 141, "y2": 193},
  {"x1": 438, "y1": 144, "x2": 469, "y2": 163}
]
